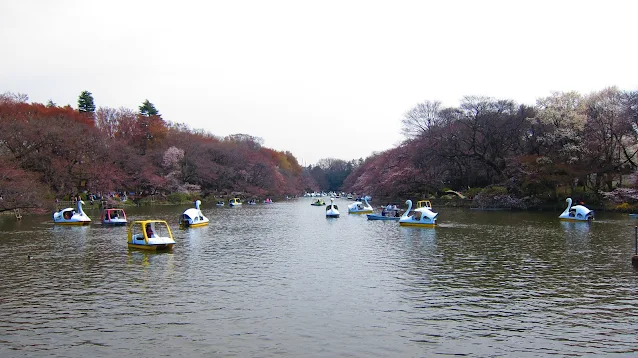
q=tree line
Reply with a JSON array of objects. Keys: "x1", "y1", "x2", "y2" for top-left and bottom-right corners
[
  {"x1": 342, "y1": 87, "x2": 638, "y2": 208},
  {"x1": 0, "y1": 91, "x2": 318, "y2": 213},
  {"x1": 3, "y1": 86, "x2": 638, "y2": 214}
]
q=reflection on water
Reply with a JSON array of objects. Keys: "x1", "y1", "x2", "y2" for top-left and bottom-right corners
[{"x1": 1, "y1": 201, "x2": 638, "y2": 357}]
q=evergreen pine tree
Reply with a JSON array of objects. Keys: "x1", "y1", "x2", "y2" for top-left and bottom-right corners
[
  {"x1": 78, "y1": 91, "x2": 96, "y2": 113},
  {"x1": 139, "y1": 99, "x2": 159, "y2": 116}
]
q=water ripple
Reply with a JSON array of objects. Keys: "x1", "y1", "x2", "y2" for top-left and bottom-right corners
[{"x1": 1, "y1": 202, "x2": 637, "y2": 356}]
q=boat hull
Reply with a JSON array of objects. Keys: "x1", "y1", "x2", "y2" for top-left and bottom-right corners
[
  {"x1": 128, "y1": 243, "x2": 174, "y2": 251},
  {"x1": 399, "y1": 222, "x2": 437, "y2": 227},
  {"x1": 181, "y1": 221, "x2": 209, "y2": 228},
  {"x1": 349, "y1": 210, "x2": 373, "y2": 214},
  {"x1": 367, "y1": 214, "x2": 399, "y2": 221},
  {"x1": 559, "y1": 217, "x2": 592, "y2": 222},
  {"x1": 54, "y1": 220, "x2": 91, "y2": 225},
  {"x1": 102, "y1": 220, "x2": 127, "y2": 226}
]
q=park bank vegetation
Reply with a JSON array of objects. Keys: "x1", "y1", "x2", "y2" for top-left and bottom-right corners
[
  {"x1": 0, "y1": 92, "x2": 314, "y2": 213},
  {"x1": 342, "y1": 87, "x2": 638, "y2": 209},
  {"x1": 3, "y1": 86, "x2": 638, "y2": 214}
]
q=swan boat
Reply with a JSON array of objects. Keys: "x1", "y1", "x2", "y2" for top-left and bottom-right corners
[
  {"x1": 559, "y1": 198, "x2": 594, "y2": 222},
  {"x1": 127, "y1": 220, "x2": 175, "y2": 251},
  {"x1": 101, "y1": 208, "x2": 127, "y2": 226},
  {"x1": 399, "y1": 199, "x2": 438, "y2": 227},
  {"x1": 264, "y1": 198, "x2": 273, "y2": 204},
  {"x1": 179, "y1": 200, "x2": 209, "y2": 227},
  {"x1": 216, "y1": 201, "x2": 224, "y2": 206},
  {"x1": 348, "y1": 196, "x2": 374, "y2": 214},
  {"x1": 53, "y1": 200, "x2": 91, "y2": 225},
  {"x1": 326, "y1": 197, "x2": 340, "y2": 218},
  {"x1": 229, "y1": 198, "x2": 242, "y2": 207}
]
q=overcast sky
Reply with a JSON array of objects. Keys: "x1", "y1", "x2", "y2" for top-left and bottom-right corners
[{"x1": 1, "y1": 0, "x2": 636, "y2": 165}]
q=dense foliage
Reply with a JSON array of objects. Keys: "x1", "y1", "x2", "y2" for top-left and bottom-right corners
[
  {"x1": 0, "y1": 92, "x2": 313, "y2": 213},
  {"x1": 343, "y1": 88, "x2": 638, "y2": 204}
]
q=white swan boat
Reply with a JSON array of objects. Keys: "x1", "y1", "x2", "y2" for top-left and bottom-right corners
[
  {"x1": 348, "y1": 196, "x2": 373, "y2": 214},
  {"x1": 326, "y1": 197, "x2": 340, "y2": 218},
  {"x1": 559, "y1": 198, "x2": 593, "y2": 222},
  {"x1": 53, "y1": 200, "x2": 91, "y2": 225},
  {"x1": 399, "y1": 199, "x2": 438, "y2": 227},
  {"x1": 128, "y1": 220, "x2": 175, "y2": 251},
  {"x1": 101, "y1": 208, "x2": 127, "y2": 226},
  {"x1": 179, "y1": 200, "x2": 209, "y2": 227}
]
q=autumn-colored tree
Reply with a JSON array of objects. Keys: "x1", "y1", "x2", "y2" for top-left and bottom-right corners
[{"x1": 135, "y1": 100, "x2": 167, "y2": 154}]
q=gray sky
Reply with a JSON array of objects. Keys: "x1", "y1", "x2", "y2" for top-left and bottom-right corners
[{"x1": 1, "y1": 0, "x2": 636, "y2": 165}]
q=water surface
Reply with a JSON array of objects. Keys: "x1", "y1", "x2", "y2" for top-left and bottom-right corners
[{"x1": 1, "y1": 199, "x2": 638, "y2": 357}]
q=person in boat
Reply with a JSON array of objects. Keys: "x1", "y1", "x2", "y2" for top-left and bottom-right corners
[
  {"x1": 381, "y1": 207, "x2": 387, "y2": 216},
  {"x1": 146, "y1": 224, "x2": 154, "y2": 238}
]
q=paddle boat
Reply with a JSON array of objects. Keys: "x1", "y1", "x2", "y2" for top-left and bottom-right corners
[
  {"x1": 348, "y1": 196, "x2": 373, "y2": 214},
  {"x1": 53, "y1": 200, "x2": 91, "y2": 225},
  {"x1": 559, "y1": 198, "x2": 594, "y2": 222},
  {"x1": 367, "y1": 205, "x2": 401, "y2": 220},
  {"x1": 101, "y1": 208, "x2": 127, "y2": 226},
  {"x1": 326, "y1": 197, "x2": 340, "y2": 218},
  {"x1": 399, "y1": 199, "x2": 438, "y2": 227},
  {"x1": 229, "y1": 198, "x2": 242, "y2": 207},
  {"x1": 264, "y1": 198, "x2": 273, "y2": 204},
  {"x1": 127, "y1": 220, "x2": 175, "y2": 251},
  {"x1": 366, "y1": 212, "x2": 400, "y2": 221},
  {"x1": 216, "y1": 201, "x2": 224, "y2": 206},
  {"x1": 311, "y1": 198, "x2": 326, "y2": 206},
  {"x1": 179, "y1": 200, "x2": 209, "y2": 227},
  {"x1": 247, "y1": 199, "x2": 257, "y2": 205}
]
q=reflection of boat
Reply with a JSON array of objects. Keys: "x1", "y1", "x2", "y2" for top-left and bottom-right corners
[
  {"x1": 101, "y1": 208, "x2": 127, "y2": 226},
  {"x1": 559, "y1": 198, "x2": 593, "y2": 222},
  {"x1": 128, "y1": 220, "x2": 175, "y2": 251},
  {"x1": 179, "y1": 200, "x2": 209, "y2": 227},
  {"x1": 53, "y1": 200, "x2": 91, "y2": 225},
  {"x1": 229, "y1": 198, "x2": 242, "y2": 207},
  {"x1": 348, "y1": 196, "x2": 373, "y2": 214},
  {"x1": 326, "y1": 197, "x2": 340, "y2": 218},
  {"x1": 216, "y1": 201, "x2": 224, "y2": 206},
  {"x1": 399, "y1": 199, "x2": 438, "y2": 227},
  {"x1": 311, "y1": 199, "x2": 326, "y2": 206}
]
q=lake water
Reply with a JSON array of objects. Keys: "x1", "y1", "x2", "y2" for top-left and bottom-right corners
[{"x1": 1, "y1": 198, "x2": 638, "y2": 357}]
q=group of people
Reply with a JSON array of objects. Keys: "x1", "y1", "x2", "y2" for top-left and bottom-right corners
[{"x1": 381, "y1": 203, "x2": 401, "y2": 217}]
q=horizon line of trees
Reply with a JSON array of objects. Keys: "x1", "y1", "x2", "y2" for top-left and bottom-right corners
[
  {"x1": 4, "y1": 86, "x2": 638, "y2": 214},
  {"x1": 0, "y1": 91, "x2": 319, "y2": 213},
  {"x1": 342, "y1": 87, "x2": 638, "y2": 207}
]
